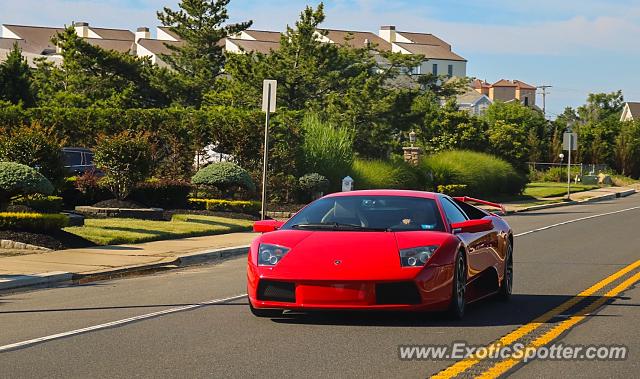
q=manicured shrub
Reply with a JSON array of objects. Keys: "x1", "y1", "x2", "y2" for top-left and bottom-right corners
[
  {"x1": 0, "y1": 161, "x2": 54, "y2": 210},
  {"x1": 189, "y1": 198, "x2": 261, "y2": 214},
  {"x1": 437, "y1": 184, "x2": 468, "y2": 196},
  {"x1": 531, "y1": 167, "x2": 581, "y2": 183},
  {"x1": 0, "y1": 212, "x2": 68, "y2": 231},
  {"x1": 130, "y1": 179, "x2": 192, "y2": 209},
  {"x1": 298, "y1": 173, "x2": 329, "y2": 200},
  {"x1": 59, "y1": 174, "x2": 111, "y2": 207},
  {"x1": 94, "y1": 132, "x2": 152, "y2": 200},
  {"x1": 11, "y1": 195, "x2": 63, "y2": 213},
  {"x1": 350, "y1": 159, "x2": 420, "y2": 190},
  {"x1": 0, "y1": 124, "x2": 65, "y2": 186},
  {"x1": 301, "y1": 113, "x2": 354, "y2": 190},
  {"x1": 421, "y1": 150, "x2": 526, "y2": 196},
  {"x1": 191, "y1": 162, "x2": 256, "y2": 195}
]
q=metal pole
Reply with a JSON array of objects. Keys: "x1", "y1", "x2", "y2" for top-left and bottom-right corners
[
  {"x1": 567, "y1": 144, "x2": 571, "y2": 200},
  {"x1": 260, "y1": 84, "x2": 271, "y2": 220}
]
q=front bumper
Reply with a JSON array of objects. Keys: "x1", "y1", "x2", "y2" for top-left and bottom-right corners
[{"x1": 248, "y1": 264, "x2": 454, "y2": 312}]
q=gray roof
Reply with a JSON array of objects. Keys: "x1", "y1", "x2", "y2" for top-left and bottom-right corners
[
  {"x1": 395, "y1": 42, "x2": 466, "y2": 61},
  {"x1": 626, "y1": 102, "x2": 640, "y2": 119},
  {"x1": 456, "y1": 91, "x2": 491, "y2": 106}
]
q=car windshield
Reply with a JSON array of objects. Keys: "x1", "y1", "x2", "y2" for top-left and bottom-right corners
[{"x1": 282, "y1": 196, "x2": 445, "y2": 232}]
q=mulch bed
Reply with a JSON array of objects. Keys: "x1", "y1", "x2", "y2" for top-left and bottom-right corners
[
  {"x1": 0, "y1": 229, "x2": 96, "y2": 250},
  {"x1": 92, "y1": 199, "x2": 147, "y2": 209}
]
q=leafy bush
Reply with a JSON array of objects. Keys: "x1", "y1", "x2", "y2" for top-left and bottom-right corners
[
  {"x1": 0, "y1": 212, "x2": 68, "y2": 231},
  {"x1": 0, "y1": 161, "x2": 54, "y2": 210},
  {"x1": 350, "y1": 159, "x2": 420, "y2": 190},
  {"x1": 94, "y1": 132, "x2": 152, "y2": 200},
  {"x1": 130, "y1": 179, "x2": 192, "y2": 209},
  {"x1": 530, "y1": 167, "x2": 581, "y2": 183},
  {"x1": 59, "y1": 174, "x2": 112, "y2": 207},
  {"x1": 189, "y1": 198, "x2": 261, "y2": 214},
  {"x1": 298, "y1": 172, "x2": 329, "y2": 197},
  {"x1": 192, "y1": 162, "x2": 255, "y2": 195},
  {"x1": 421, "y1": 150, "x2": 526, "y2": 196},
  {"x1": 437, "y1": 184, "x2": 468, "y2": 196},
  {"x1": 11, "y1": 195, "x2": 63, "y2": 213},
  {"x1": 301, "y1": 113, "x2": 354, "y2": 190},
  {"x1": 0, "y1": 124, "x2": 65, "y2": 186}
]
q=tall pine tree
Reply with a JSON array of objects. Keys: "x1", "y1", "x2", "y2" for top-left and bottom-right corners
[
  {"x1": 0, "y1": 42, "x2": 35, "y2": 106},
  {"x1": 157, "y1": 0, "x2": 252, "y2": 106}
]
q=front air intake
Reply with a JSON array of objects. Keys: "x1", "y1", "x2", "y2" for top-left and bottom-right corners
[
  {"x1": 257, "y1": 280, "x2": 296, "y2": 303},
  {"x1": 375, "y1": 282, "x2": 422, "y2": 305}
]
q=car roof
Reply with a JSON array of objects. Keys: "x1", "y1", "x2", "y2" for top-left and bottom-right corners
[{"x1": 324, "y1": 189, "x2": 439, "y2": 199}]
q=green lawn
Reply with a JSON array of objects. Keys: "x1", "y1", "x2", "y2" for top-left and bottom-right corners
[
  {"x1": 523, "y1": 182, "x2": 600, "y2": 198},
  {"x1": 64, "y1": 214, "x2": 253, "y2": 245}
]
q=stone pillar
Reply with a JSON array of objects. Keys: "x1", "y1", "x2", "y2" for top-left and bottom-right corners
[{"x1": 403, "y1": 146, "x2": 422, "y2": 166}]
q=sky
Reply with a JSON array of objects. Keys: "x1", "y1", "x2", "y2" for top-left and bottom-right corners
[{"x1": 1, "y1": 0, "x2": 640, "y2": 118}]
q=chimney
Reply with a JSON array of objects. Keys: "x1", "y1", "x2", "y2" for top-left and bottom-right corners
[
  {"x1": 74, "y1": 22, "x2": 89, "y2": 38},
  {"x1": 136, "y1": 27, "x2": 150, "y2": 42},
  {"x1": 363, "y1": 38, "x2": 370, "y2": 48},
  {"x1": 379, "y1": 25, "x2": 396, "y2": 42}
]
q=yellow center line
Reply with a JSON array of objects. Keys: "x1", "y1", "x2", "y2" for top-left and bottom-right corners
[
  {"x1": 432, "y1": 259, "x2": 640, "y2": 378},
  {"x1": 478, "y1": 271, "x2": 640, "y2": 378}
]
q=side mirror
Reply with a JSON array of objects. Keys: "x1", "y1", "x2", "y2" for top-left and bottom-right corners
[
  {"x1": 253, "y1": 219, "x2": 285, "y2": 233},
  {"x1": 451, "y1": 219, "x2": 493, "y2": 234}
]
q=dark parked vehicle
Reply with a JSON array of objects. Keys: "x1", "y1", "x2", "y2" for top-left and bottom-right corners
[{"x1": 62, "y1": 147, "x2": 99, "y2": 175}]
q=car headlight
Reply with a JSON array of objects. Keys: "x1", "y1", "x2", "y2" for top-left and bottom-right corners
[
  {"x1": 258, "y1": 243, "x2": 290, "y2": 266},
  {"x1": 399, "y1": 246, "x2": 438, "y2": 267}
]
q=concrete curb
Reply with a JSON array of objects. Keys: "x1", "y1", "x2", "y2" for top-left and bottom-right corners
[
  {"x1": 0, "y1": 245, "x2": 250, "y2": 292},
  {"x1": 0, "y1": 271, "x2": 72, "y2": 291},
  {"x1": 508, "y1": 189, "x2": 636, "y2": 214}
]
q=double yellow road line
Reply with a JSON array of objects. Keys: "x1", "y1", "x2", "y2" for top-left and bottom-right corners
[{"x1": 433, "y1": 259, "x2": 640, "y2": 378}]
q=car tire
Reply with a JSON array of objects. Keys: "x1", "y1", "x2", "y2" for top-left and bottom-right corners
[
  {"x1": 498, "y1": 242, "x2": 513, "y2": 301},
  {"x1": 249, "y1": 302, "x2": 282, "y2": 318},
  {"x1": 448, "y1": 252, "x2": 466, "y2": 320}
]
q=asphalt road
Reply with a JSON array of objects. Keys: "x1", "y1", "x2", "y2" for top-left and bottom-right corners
[{"x1": 1, "y1": 196, "x2": 639, "y2": 378}]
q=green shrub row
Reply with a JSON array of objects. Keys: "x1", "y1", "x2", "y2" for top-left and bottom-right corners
[
  {"x1": 189, "y1": 198, "x2": 261, "y2": 214},
  {"x1": 422, "y1": 150, "x2": 526, "y2": 196},
  {"x1": 11, "y1": 195, "x2": 64, "y2": 213},
  {"x1": 0, "y1": 212, "x2": 69, "y2": 231},
  {"x1": 350, "y1": 159, "x2": 420, "y2": 190},
  {"x1": 437, "y1": 184, "x2": 468, "y2": 196},
  {"x1": 130, "y1": 180, "x2": 192, "y2": 209}
]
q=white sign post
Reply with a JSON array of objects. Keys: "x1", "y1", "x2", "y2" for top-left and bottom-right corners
[
  {"x1": 562, "y1": 131, "x2": 578, "y2": 199},
  {"x1": 261, "y1": 80, "x2": 277, "y2": 219}
]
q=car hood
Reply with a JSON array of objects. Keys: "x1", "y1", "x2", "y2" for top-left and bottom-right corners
[{"x1": 258, "y1": 230, "x2": 452, "y2": 281}]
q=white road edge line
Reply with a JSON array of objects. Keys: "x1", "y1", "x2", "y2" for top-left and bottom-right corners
[
  {"x1": 3, "y1": 204, "x2": 639, "y2": 353},
  {"x1": 514, "y1": 205, "x2": 640, "y2": 237},
  {"x1": 0, "y1": 294, "x2": 248, "y2": 353}
]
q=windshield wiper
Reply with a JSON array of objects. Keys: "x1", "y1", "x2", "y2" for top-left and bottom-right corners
[{"x1": 291, "y1": 222, "x2": 390, "y2": 232}]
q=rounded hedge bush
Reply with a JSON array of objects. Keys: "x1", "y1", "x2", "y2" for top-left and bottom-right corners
[
  {"x1": 299, "y1": 173, "x2": 329, "y2": 194},
  {"x1": 350, "y1": 159, "x2": 420, "y2": 190},
  {"x1": 192, "y1": 162, "x2": 256, "y2": 194},
  {"x1": 421, "y1": 150, "x2": 526, "y2": 196},
  {"x1": 0, "y1": 162, "x2": 54, "y2": 210}
]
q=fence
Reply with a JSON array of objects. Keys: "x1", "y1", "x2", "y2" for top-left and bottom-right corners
[{"x1": 528, "y1": 162, "x2": 610, "y2": 176}]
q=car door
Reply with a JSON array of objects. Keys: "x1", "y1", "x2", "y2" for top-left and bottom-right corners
[{"x1": 440, "y1": 197, "x2": 492, "y2": 279}]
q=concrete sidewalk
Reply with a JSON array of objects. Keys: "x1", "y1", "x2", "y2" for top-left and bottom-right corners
[
  {"x1": 501, "y1": 186, "x2": 637, "y2": 213},
  {"x1": 0, "y1": 232, "x2": 256, "y2": 291}
]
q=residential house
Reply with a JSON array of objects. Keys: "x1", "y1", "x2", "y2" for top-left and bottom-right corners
[
  {"x1": 379, "y1": 25, "x2": 466, "y2": 77},
  {"x1": 455, "y1": 90, "x2": 492, "y2": 115},
  {"x1": 620, "y1": 102, "x2": 640, "y2": 122},
  {"x1": 473, "y1": 79, "x2": 538, "y2": 109}
]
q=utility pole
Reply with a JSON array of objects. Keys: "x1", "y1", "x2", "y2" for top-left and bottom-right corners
[{"x1": 537, "y1": 85, "x2": 552, "y2": 117}]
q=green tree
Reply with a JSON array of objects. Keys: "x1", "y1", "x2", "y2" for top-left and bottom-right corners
[
  {"x1": 157, "y1": 0, "x2": 252, "y2": 106},
  {"x1": 33, "y1": 26, "x2": 169, "y2": 108},
  {"x1": 94, "y1": 132, "x2": 152, "y2": 200},
  {"x1": 0, "y1": 42, "x2": 35, "y2": 106},
  {"x1": 483, "y1": 101, "x2": 549, "y2": 170}
]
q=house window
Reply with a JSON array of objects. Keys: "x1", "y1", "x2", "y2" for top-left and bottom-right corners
[
  {"x1": 410, "y1": 65, "x2": 421, "y2": 75},
  {"x1": 447, "y1": 64, "x2": 453, "y2": 77},
  {"x1": 524, "y1": 96, "x2": 529, "y2": 106},
  {"x1": 432, "y1": 64, "x2": 438, "y2": 75}
]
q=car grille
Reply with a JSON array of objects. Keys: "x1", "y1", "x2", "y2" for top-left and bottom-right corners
[
  {"x1": 375, "y1": 281, "x2": 422, "y2": 305},
  {"x1": 257, "y1": 280, "x2": 296, "y2": 303}
]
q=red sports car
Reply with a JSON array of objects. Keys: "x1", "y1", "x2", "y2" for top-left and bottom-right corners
[{"x1": 247, "y1": 190, "x2": 513, "y2": 319}]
